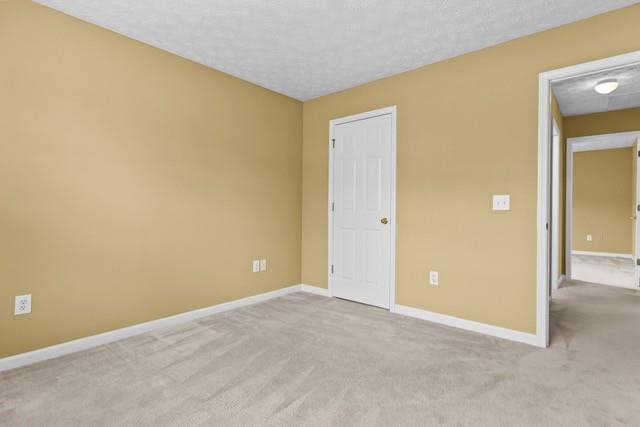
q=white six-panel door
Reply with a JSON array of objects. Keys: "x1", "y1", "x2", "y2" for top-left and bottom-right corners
[{"x1": 330, "y1": 108, "x2": 395, "y2": 309}]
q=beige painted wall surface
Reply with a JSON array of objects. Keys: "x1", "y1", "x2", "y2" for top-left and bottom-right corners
[
  {"x1": 572, "y1": 148, "x2": 632, "y2": 254},
  {"x1": 0, "y1": 1, "x2": 302, "y2": 358},
  {"x1": 564, "y1": 107, "x2": 640, "y2": 138},
  {"x1": 301, "y1": 4, "x2": 640, "y2": 334}
]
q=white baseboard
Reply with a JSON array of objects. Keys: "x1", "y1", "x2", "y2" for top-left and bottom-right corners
[
  {"x1": 392, "y1": 304, "x2": 543, "y2": 347},
  {"x1": 0, "y1": 284, "x2": 303, "y2": 373},
  {"x1": 1, "y1": 283, "x2": 546, "y2": 372},
  {"x1": 572, "y1": 251, "x2": 633, "y2": 259},
  {"x1": 300, "y1": 284, "x2": 330, "y2": 297}
]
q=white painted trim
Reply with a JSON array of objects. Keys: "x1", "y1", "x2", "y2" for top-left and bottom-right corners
[
  {"x1": 393, "y1": 304, "x2": 542, "y2": 347},
  {"x1": 300, "y1": 284, "x2": 331, "y2": 296},
  {"x1": 0, "y1": 285, "x2": 303, "y2": 373},
  {"x1": 551, "y1": 119, "x2": 561, "y2": 290},
  {"x1": 572, "y1": 250, "x2": 633, "y2": 259},
  {"x1": 539, "y1": 50, "x2": 640, "y2": 349},
  {"x1": 569, "y1": 131, "x2": 640, "y2": 152},
  {"x1": 537, "y1": 72, "x2": 552, "y2": 348},
  {"x1": 635, "y1": 139, "x2": 640, "y2": 288},
  {"x1": 328, "y1": 105, "x2": 397, "y2": 310},
  {"x1": 565, "y1": 137, "x2": 573, "y2": 281},
  {"x1": 2, "y1": 281, "x2": 552, "y2": 372}
]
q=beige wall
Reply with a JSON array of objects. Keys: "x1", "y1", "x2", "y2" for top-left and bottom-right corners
[
  {"x1": 4, "y1": 1, "x2": 640, "y2": 358},
  {"x1": 565, "y1": 107, "x2": 640, "y2": 138},
  {"x1": 0, "y1": 1, "x2": 302, "y2": 358},
  {"x1": 572, "y1": 148, "x2": 632, "y2": 254},
  {"x1": 302, "y1": 5, "x2": 640, "y2": 334}
]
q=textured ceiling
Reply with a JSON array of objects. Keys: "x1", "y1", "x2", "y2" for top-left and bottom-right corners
[
  {"x1": 553, "y1": 63, "x2": 640, "y2": 116},
  {"x1": 34, "y1": 0, "x2": 640, "y2": 101}
]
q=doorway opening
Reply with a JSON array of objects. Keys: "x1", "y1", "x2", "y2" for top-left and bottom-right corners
[
  {"x1": 564, "y1": 131, "x2": 640, "y2": 289},
  {"x1": 538, "y1": 50, "x2": 640, "y2": 347}
]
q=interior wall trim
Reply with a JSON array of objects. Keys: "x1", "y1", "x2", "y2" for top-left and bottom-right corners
[
  {"x1": 300, "y1": 284, "x2": 331, "y2": 296},
  {"x1": 392, "y1": 304, "x2": 543, "y2": 347},
  {"x1": 1, "y1": 283, "x2": 543, "y2": 373},
  {"x1": 0, "y1": 284, "x2": 308, "y2": 373},
  {"x1": 572, "y1": 250, "x2": 633, "y2": 259}
]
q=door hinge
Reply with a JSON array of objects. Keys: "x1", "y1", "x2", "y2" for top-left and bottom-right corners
[
  {"x1": 637, "y1": 204, "x2": 639, "y2": 212},
  {"x1": 331, "y1": 265, "x2": 334, "y2": 274},
  {"x1": 331, "y1": 202, "x2": 334, "y2": 212},
  {"x1": 637, "y1": 150, "x2": 639, "y2": 157},
  {"x1": 636, "y1": 258, "x2": 640, "y2": 266},
  {"x1": 332, "y1": 138, "x2": 335, "y2": 148},
  {"x1": 546, "y1": 222, "x2": 549, "y2": 231}
]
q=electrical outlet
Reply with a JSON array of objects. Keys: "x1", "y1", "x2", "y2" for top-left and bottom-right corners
[
  {"x1": 15, "y1": 294, "x2": 31, "y2": 315},
  {"x1": 587, "y1": 234, "x2": 593, "y2": 242},
  {"x1": 260, "y1": 259, "x2": 267, "y2": 272},
  {"x1": 252, "y1": 260, "x2": 260, "y2": 273},
  {"x1": 429, "y1": 271, "x2": 439, "y2": 286}
]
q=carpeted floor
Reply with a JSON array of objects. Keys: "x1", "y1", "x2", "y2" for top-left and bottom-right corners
[
  {"x1": 1, "y1": 283, "x2": 640, "y2": 426},
  {"x1": 572, "y1": 253, "x2": 637, "y2": 289}
]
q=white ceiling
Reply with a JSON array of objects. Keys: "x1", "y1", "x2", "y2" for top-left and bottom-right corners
[
  {"x1": 35, "y1": 0, "x2": 639, "y2": 101},
  {"x1": 553, "y1": 63, "x2": 640, "y2": 117}
]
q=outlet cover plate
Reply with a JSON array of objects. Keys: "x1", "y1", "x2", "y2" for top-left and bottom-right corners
[{"x1": 15, "y1": 294, "x2": 32, "y2": 315}]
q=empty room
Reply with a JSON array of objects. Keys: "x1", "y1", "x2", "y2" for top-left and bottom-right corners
[{"x1": 2, "y1": 1, "x2": 640, "y2": 426}]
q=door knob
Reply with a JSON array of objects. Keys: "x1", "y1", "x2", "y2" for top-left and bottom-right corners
[{"x1": 381, "y1": 217, "x2": 389, "y2": 224}]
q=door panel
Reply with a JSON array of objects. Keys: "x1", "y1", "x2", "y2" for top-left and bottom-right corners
[{"x1": 332, "y1": 113, "x2": 392, "y2": 308}]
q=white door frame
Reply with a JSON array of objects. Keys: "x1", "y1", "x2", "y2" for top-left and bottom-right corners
[
  {"x1": 635, "y1": 138, "x2": 640, "y2": 288},
  {"x1": 328, "y1": 105, "x2": 397, "y2": 309},
  {"x1": 538, "y1": 50, "x2": 640, "y2": 347},
  {"x1": 565, "y1": 130, "x2": 640, "y2": 281},
  {"x1": 551, "y1": 119, "x2": 561, "y2": 290}
]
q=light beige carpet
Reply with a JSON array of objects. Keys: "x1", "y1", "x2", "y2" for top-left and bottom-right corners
[{"x1": 1, "y1": 283, "x2": 640, "y2": 426}]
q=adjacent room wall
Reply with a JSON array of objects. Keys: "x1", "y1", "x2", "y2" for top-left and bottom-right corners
[
  {"x1": 0, "y1": 1, "x2": 302, "y2": 358},
  {"x1": 564, "y1": 107, "x2": 640, "y2": 137},
  {"x1": 564, "y1": 107, "x2": 640, "y2": 260},
  {"x1": 301, "y1": 4, "x2": 640, "y2": 334},
  {"x1": 572, "y1": 148, "x2": 632, "y2": 254}
]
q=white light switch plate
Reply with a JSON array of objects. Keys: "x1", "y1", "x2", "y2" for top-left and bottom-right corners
[
  {"x1": 587, "y1": 234, "x2": 592, "y2": 241},
  {"x1": 260, "y1": 259, "x2": 267, "y2": 272},
  {"x1": 252, "y1": 260, "x2": 261, "y2": 273},
  {"x1": 429, "y1": 271, "x2": 439, "y2": 286},
  {"x1": 15, "y1": 294, "x2": 32, "y2": 315},
  {"x1": 492, "y1": 195, "x2": 510, "y2": 211}
]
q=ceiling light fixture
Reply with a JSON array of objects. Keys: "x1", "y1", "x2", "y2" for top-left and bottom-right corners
[{"x1": 594, "y1": 78, "x2": 619, "y2": 95}]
